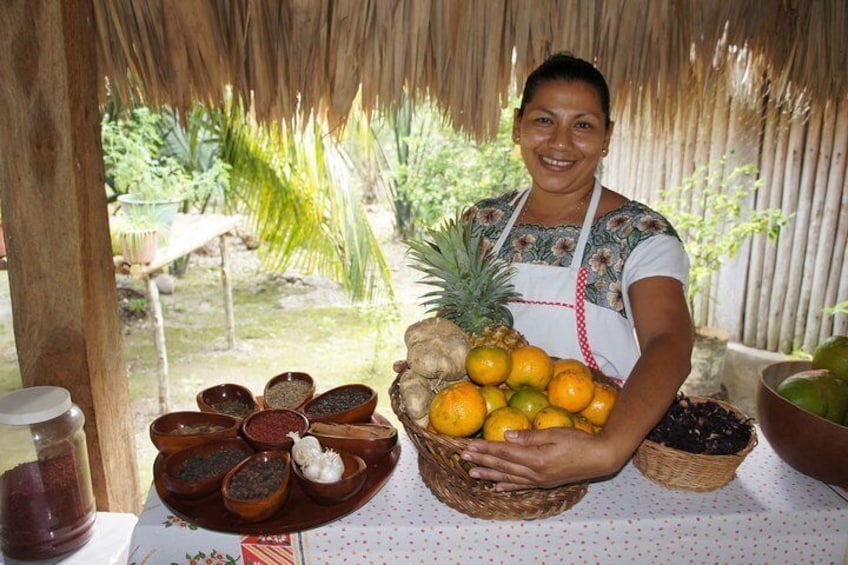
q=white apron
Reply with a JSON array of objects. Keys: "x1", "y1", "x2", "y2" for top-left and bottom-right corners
[{"x1": 491, "y1": 179, "x2": 639, "y2": 381}]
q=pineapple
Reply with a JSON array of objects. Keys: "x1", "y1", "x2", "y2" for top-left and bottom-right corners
[{"x1": 406, "y1": 213, "x2": 529, "y2": 351}]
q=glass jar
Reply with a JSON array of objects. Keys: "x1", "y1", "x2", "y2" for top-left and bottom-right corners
[{"x1": 0, "y1": 386, "x2": 96, "y2": 560}]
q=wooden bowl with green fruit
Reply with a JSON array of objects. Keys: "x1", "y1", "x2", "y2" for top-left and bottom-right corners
[{"x1": 757, "y1": 359, "x2": 848, "y2": 485}]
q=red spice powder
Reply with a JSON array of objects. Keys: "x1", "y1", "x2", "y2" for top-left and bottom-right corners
[
  {"x1": 247, "y1": 411, "x2": 304, "y2": 443},
  {"x1": 1, "y1": 454, "x2": 95, "y2": 559}
]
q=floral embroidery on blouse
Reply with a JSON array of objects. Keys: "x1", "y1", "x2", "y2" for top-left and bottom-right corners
[{"x1": 469, "y1": 190, "x2": 682, "y2": 318}]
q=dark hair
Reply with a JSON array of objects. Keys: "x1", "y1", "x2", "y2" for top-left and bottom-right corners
[{"x1": 517, "y1": 52, "x2": 611, "y2": 127}]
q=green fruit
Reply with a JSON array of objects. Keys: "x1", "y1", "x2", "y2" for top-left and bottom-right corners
[
  {"x1": 776, "y1": 373, "x2": 829, "y2": 418},
  {"x1": 507, "y1": 387, "x2": 550, "y2": 420},
  {"x1": 811, "y1": 372, "x2": 848, "y2": 424},
  {"x1": 811, "y1": 335, "x2": 848, "y2": 382}
]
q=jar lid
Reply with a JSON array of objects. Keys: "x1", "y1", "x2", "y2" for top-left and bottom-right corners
[{"x1": 0, "y1": 386, "x2": 73, "y2": 425}]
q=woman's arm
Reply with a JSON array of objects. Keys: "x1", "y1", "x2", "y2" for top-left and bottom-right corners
[{"x1": 459, "y1": 276, "x2": 693, "y2": 490}]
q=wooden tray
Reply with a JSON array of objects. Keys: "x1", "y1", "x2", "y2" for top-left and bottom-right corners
[{"x1": 153, "y1": 413, "x2": 400, "y2": 534}]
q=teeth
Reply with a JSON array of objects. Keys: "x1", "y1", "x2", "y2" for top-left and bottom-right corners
[{"x1": 541, "y1": 156, "x2": 570, "y2": 167}]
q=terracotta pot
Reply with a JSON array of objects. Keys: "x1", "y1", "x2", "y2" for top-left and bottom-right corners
[{"x1": 120, "y1": 229, "x2": 158, "y2": 265}]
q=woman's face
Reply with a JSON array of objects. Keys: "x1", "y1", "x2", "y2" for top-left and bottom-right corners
[{"x1": 513, "y1": 79, "x2": 613, "y2": 197}]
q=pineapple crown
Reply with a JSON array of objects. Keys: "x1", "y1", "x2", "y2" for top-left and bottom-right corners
[{"x1": 406, "y1": 212, "x2": 521, "y2": 334}]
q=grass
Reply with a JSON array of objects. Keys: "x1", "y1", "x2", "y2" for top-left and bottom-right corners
[{"x1": 0, "y1": 231, "x2": 425, "y2": 503}]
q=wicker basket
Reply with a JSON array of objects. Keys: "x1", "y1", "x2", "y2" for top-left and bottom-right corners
[
  {"x1": 389, "y1": 375, "x2": 588, "y2": 520},
  {"x1": 631, "y1": 396, "x2": 757, "y2": 492}
]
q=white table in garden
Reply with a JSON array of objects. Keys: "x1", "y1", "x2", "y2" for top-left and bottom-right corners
[
  {"x1": 115, "y1": 213, "x2": 240, "y2": 415},
  {"x1": 128, "y1": 425, "x2": 848, "y2": 565}
]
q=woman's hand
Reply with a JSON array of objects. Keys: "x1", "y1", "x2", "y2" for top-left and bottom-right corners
[{"x1": 460, "y1": 427, "x2": 622, "y2": 491}]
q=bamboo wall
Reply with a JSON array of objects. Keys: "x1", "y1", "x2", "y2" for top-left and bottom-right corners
[{"x1": 605, "y1": 73, "x2": 848, "y2": 354}]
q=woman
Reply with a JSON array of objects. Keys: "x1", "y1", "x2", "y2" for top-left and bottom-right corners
[{"x1": 460, "y1": 52, "x2": 694, "y2": 490}]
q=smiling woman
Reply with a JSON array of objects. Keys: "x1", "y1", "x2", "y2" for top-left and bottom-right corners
[{"x1": 459, "y1": 52, "x2": 694, "y2": 491}]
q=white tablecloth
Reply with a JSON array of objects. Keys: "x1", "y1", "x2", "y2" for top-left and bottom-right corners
[{"x1": 129, "y1": 429, "x2": 848, "y2": 565}]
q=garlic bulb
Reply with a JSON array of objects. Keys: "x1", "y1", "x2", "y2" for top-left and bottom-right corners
[
  {"x1": 289, "y1": 432, "x2": 346, "y2": 483},
  {"x1": 288, "y1": 432, "x2": 322, "y2": 466},
  {"x1": 315, "y1": 450, "x2": 344, "y2": 483}
]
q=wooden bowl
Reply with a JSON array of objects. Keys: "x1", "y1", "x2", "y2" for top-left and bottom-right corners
[
  {"x1": 301, "y1": 384, "x2": 378, "y2": 424},
  {"x1": 150, "y1": 411, "x2": 241, "y2": 456},
  {"x1": 307, "y1": 421, "x2": 398, "y2": 465},
  {"x1": 241, "y1": 409, "x2": 310, "y2": 452},
  {"x1": 263, "y1": 372, "x2": 315, "y2": 410},
  {"x1": 758, "y1": 361, "x2": 848, "y2": 485},
  {"x1": 162, "y1": 437, "x2": 253, "y2": 499},
  {"x1": 222, "y1": 451, "x2": 292, "y2": 522},
  {"x1": 196, "y1": 383, "x2": 259, "y2": 419},
  {"x1": 292, "y1": 449, "x2": 367, "y2": 505}
]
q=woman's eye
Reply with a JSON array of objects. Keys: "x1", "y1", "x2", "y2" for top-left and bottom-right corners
[
  {"x1": 534, "y1": 116, "x2": 553, "y2": 125},
  {"x1": 575, "y1": 121, "x2": 593, "y2": 129}
]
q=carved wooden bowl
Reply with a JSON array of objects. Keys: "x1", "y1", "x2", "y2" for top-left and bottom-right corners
[
  {"x1": 262, "y1": 371, "x2": 315, "y2": 410},
  {"x1": 240, "y1": 409, "x2": 310, "y2": 452},
  {"x1": 307, "y1": 421, "x2": 398, "y2": 465},
  {"x1": 758, "y1": 361, "x2": 848, "y2": 485},
  {"x1": 150, "y1": 411, "x2": 241, "y2": 456},
  {"x1": 221, "y1": 450, "x2": 292, "y2": 522},
  {"x1": 301, "y1": 384, "x2": 378, "y2": 425},
  {"x1": 292, "y1": 449, "x2": 367, "y2": 505},
  {"x1": 162, "y1": 437, "x2": 253, "y2": 499},
  {"x1": 196, "y1": 383, "x2": 259, "y2": 419}
]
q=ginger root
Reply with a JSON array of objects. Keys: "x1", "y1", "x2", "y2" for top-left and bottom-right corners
[
  {"x1": 404, "y1": 317, "x2": 469, "y2": 381},
  {"x1": 398, "y1": 370, "x2": 435, "y2": 421}
]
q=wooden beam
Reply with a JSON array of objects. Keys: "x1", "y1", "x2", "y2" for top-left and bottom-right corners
[{"x1": 0, "y1": 0, "x2": 140, "y2": 512}]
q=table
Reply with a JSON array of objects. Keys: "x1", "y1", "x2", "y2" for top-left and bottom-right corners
[
  {"x1": 1, "y1": 512, "x2": 138, "y2": 565},
  {"x1": 116, "y1": 214, "x2": 240, "y2": 414},
  {"x1": 129, "y1": 427, "x2": 848, "y2": 565}
]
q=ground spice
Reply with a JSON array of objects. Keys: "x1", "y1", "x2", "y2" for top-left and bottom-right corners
[
  {"x1": 246, "y1": 411, "x2": 305, "y2": 443},
  {"x1": 211, "y1": 399, "x2": 253, "y2": 418},
  {"x1": 228, "y1": 458, "x2": 287, "y2": 500},
  {"x1": 0, "y1": 454, "x2": 94, "y2": 559},
  {"x1": 265, "y1": 380, "x2": 312, "y2": 409},
  {"x1": 305, "y1": 388, "x2": 372, "y2": 417},
  {"x1": 176, "y1": 447, "x2": 249, "y2": 482},
  {"x1": 646, "y1": 395, "x2": 753, "y2": 455}
]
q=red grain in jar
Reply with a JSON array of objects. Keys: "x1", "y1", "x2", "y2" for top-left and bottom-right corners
[
  {"x1": 246, "y1": 411, "x2": 305, "y2": 443},
  {"x1": 0, "y1": 387, "x2": 96, "y2": 560}
]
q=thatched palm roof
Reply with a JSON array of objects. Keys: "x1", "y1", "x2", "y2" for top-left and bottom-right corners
[{"x1": 95, "y1": 0, "x2": 848, "y2": 139}]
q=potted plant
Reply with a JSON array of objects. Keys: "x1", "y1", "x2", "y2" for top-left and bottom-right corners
[
  {"x1": 654, "y1": 156, "x2": 791, "y2": 397},
  {"x1": 118, "y1": 206, "x2": 159, "y2": 266},
  {"x1": 101, "y1": 107, "x2": 228, "y2": 246}
]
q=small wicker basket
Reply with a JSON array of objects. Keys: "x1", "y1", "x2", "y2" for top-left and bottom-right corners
[
  {"x1": 389, "y1": 375, "x2": 588, "y2": 520},
  {"x1": 632, "y1": 396, "x2": 757, "y2": 492}
]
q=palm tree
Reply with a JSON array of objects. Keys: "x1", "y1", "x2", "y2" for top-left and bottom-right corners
[{"x1": 210, "y1": 102, "x2": 393, "y2": 302}]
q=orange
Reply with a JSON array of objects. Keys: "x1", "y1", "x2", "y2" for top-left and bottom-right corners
[
  {"x1": 479, "y1": 385, "x2": 508, "y2": 414},
  {"x1": 466, "y1": 346, "x2": 512, "y2": 386},
  {"x1": 508, "y1": 386, "x2": 551, "y2": 420},
  {"x1": 572, "y1": 413, "x2": 595, "y2": 434},
  {"x1": 547, "y1": 360, "x2": 595, "y2": 412},
  {"x1": 428, "y1": 381, "x2": 488, "y2": 437},
  {"x1": 506, "y1": 345, "x2": 554, "y2": 390},
  {"x1": 483, "y1": 406, "x2": 532, "y2": 441},
  {"x1": 533, "y1": 406, "x2": 574, "y2": 430},
  {"x1": 579, "y1": 382, "x2": 619, "y2": 427}
]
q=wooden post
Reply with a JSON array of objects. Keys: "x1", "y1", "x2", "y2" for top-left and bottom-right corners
[
  {"x1": 0, "y1": 0, "x2": 140, "y2": 512},
  {"x1": 145, "y1": 276, "x2": 169, "y2": 414},
  {"x1": 220, "y1": 235, "x2": 236, "y2": 350}
]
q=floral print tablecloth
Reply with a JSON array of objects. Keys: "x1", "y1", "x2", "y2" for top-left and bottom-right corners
[{"x1": 129, "y1": 428, "x2": 848, "y2": 565}]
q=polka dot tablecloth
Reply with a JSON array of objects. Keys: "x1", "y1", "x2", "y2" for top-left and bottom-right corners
[{"x1": 129, "y1": 426, "x2": 848, "y2": 565}]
